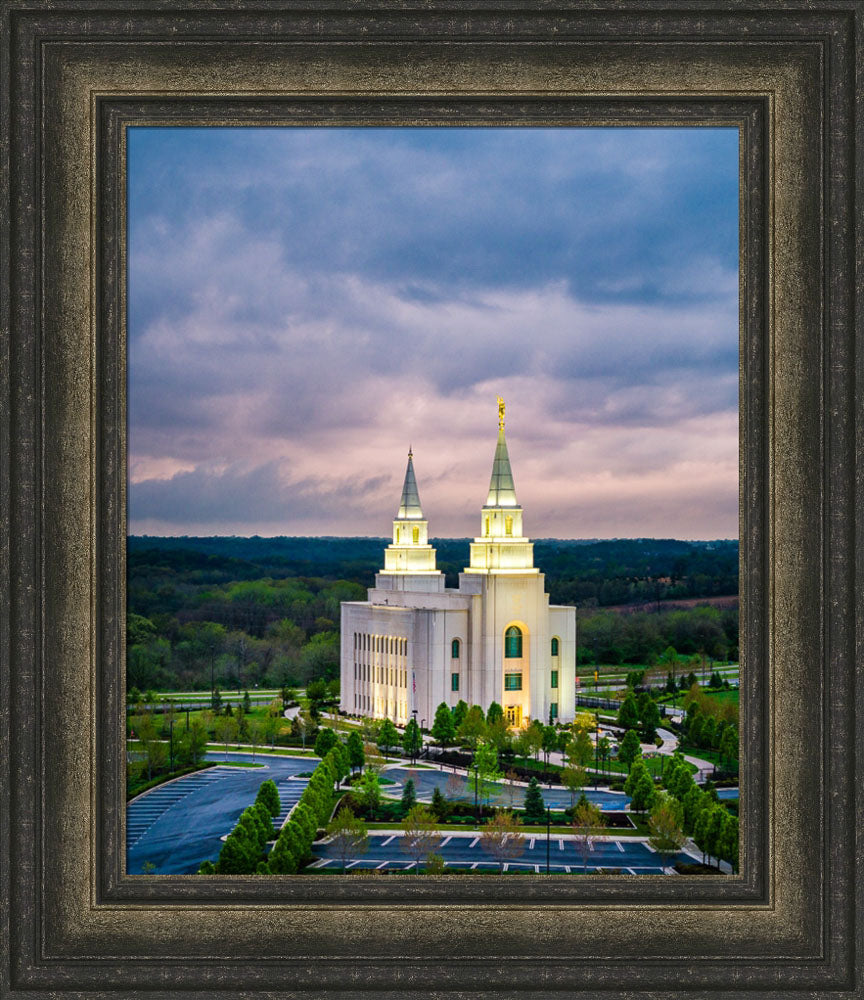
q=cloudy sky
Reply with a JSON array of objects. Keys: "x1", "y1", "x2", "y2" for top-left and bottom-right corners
[{"x1": 128, "y1": 126, "x2": 738, "y2": 540}]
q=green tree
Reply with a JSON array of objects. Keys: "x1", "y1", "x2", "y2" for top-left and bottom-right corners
[
  {"x1": 247, "y1": 719, "x2": 263, "y2": 760},
  {"x1": 647, "y1": 796, "x2": 687, "y2": 869},
  {"x1": 472, "y1": 739, "x2": 502, "y2": 815},
  {"x1": 242, "y1": 689, "x2": 252, "y2": 713},
  {"x1": 719, "y1": 724, "x2": 739, "y2": 767},
  {"x1": 400, "y1": 777, "x2": 417, "y2": 813},
  {"x1": 431, "y1": 702, "x2": 456, "y2": 747},
  {"x1": 571, "y1": 797, "x2": 604, "y2": 873},
  {"x1": 402, "y1": 718, "x2": 422, "y2": 760},
  {"x1": 522, "y1": 776, "x2": 546, "y2": 824},
  {"x1": 400, "y1": 805, "x2": 439, "y2": 869},
  {"x1": 669, "y1": 763, "x2": 695, "y2": 802},
  {"x1": 480, "y1": 810, "x2": 526, "y2": 872},
  {"x1": 624, "y1": 759, "x2": 656, "y2": 813},
  {"x1": 618, "y1": 729, "x2": 642, "y2": 772},
  {"x1": 568, "y1": 730, "x2": 595, "y2": 769},
  {"x1": 268, "y1": 821, "x2": 307, "y2": 874},
  {"x1": 457, "y1": 705, "x2": 487, "y2": 750},
  {"x1": 486, "y1": 701, "x2": 504, "y2": 726},
  {"x1": 214, "y1": 714, "x2": 238, "y2": 760},
  {"x1": 617, "y1": 693, "x2": 639, "y2": 730},
  {"x1": 596, "y1": 736, "x2": 612, "y2": 776},
  {"x1": 314, "y1": 727, "x2": 338, "y2": 759},
  {"x1": 357, "y1": 769, "x2": 381, "y2": 815},
  {"x1": 562, "y1": 764, "x2": 587, "y2": 808},
  {"x1": 638, "y1": 695, "x2": 661, "y2": 741},
  {"x1": 326, "y1": 805, "x2": 369, "y2": 873},
  {"x1": 184, "y1": 718, "x2": 209, "y2": 766},
  {"x1": 430, "y1": 785, "x2": 450, "y2": 822},
  {"x1": 346, "y1": 730, "x2": 365, "y2": 774},
  {"x1": 681, "y1": 784, "x2": 710, "y2": 833},
  {"x1": 526, "y1": 719, "x2": 545, "y2": 761},
  {"x1": 541, "y1": 725, "x2": 558, "y2": 766},
  {"x1": 255, "y1": 779, "x2": 281, "y2": 817},
  {"x1": 217, "y1": 830, "x2": 257, "y2": 874},
  {"x1": 377, "y1": 718, "x2": 400, "y2": 754},
  {"x1": 144, "y1": 735, "x2": 168, "y2": 782},
  {"x1": 451, "y1": 699, "x2": 469, "y2": 730}
]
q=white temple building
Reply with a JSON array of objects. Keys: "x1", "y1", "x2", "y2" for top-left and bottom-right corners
[{"x1": 339, "y1": 401, "x2": 576, "y2": 728}]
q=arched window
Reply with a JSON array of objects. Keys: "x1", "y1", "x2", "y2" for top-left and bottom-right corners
[
  {"x1": 551, "y1": 637, "x2": 559, "y2": 656},
  {"x1": 412, "y1": 526, "x2": 419, "y2": 543},
  {"x1": 505, "y1": 515, "x2": 513, "y2": 536},
  {"x1": 451, "y1": 638, "x2": 461, "y2": 659},
  {"x1": 505, "y1": 626, "x2": 522, "y2": 658}
]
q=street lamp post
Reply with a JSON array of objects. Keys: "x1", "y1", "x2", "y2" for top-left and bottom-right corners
[
  {"x1": 546, "y1": 806, "x2": 551, "y2": 874},
  {"x1": 412, "y1": 709, "x2": 418, "y2": 766},
  {"x1": 185, "y1": 707, "x2": 190, "y2": 732},
  {"x1": 473, "y1": 763, "x2": 479, "y2": 823}
]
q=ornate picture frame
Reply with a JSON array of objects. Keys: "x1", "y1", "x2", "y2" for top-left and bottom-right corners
[{"x1": 1, "y1": 3, "x2": 860, "y2": 995}]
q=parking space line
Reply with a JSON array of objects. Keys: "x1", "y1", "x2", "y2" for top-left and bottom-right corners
[
  {"x1": 469, "y1": 837, "x2": 479, "y2": 848},
  {"x1": 381, "y1": 835, "x2": 395, "y2": 846},
  {"x1": 471, "y1": 862, "x2": 479, "y2": 870},
  {"x1": 616, "y1": 841, "x2": 625, "y2": 852},
  {"x1": 440, "y1": 836, "x2": 451, "y2": 847},
  {"x1": 376, "y1": 861, "x2": 388, "y2": 869},
  {"x1": 529, "y1": 838, "x2": 535, "y2": 849},
  {"x1": 559, "y1": 839, "x2": 564, "y2": 850}
]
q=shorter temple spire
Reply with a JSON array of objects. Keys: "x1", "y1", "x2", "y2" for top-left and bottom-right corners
[{"x1": 397, "y1": 449, "x2": 423, "y2": 520}]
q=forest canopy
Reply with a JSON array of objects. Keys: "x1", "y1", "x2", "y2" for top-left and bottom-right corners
[{"x1": 127, "y1": 536, "x2": 738, "y2": 693}]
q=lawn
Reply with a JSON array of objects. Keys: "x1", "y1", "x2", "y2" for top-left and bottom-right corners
[{"x1": 700, "y1": 688, "x2": 740, "y2": 707}]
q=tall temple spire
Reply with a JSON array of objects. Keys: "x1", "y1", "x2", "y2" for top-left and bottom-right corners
[
  {"x1": 465, "y1": 398, "x2": 537, "y2": 574},
  {"x1": 396, "y1": 449, "x2": 423, "y2": 519},
  {"x1": 485, "y1": 399, "x2": 518, "y2": 508}
]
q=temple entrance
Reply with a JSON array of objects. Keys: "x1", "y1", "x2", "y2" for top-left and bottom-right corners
[{"x1": 504, "y1": 705, "x2": 522, "y2": 728}]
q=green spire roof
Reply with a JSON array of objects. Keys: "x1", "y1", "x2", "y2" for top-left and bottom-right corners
[
  {"x1": 396, "y1": 450, "x2": 423, "y2": 519},
  {"x1": 485, "y1": 426, "x2": 518, "y2": 507}
]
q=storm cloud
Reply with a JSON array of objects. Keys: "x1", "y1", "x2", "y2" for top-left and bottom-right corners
[{"x1": 128, "y1": 126, "x2": 739, "y2": 539}]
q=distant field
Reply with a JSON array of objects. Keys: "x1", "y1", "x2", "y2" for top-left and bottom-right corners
[{"x1": 599, "y1": 594, "x2": 739, "y2": 615}]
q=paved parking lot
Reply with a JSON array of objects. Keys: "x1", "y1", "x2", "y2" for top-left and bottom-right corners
[
  {"x1": 384, "y1": 766, "x2": 632, "y2": 812},
  {"x1": 309, "y1": 832, "x2": 690, "y2": 874},
  {"x1": 126, "y1": 752, "x2": 313, "y2": 875}
]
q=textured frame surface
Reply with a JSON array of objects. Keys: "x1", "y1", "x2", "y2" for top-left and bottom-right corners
[{"x1": 0, "y1": 3, "x2": 860, "y2": 997}]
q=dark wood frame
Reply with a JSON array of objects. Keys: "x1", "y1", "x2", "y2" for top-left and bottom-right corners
[{"x1": 1, "y1": 3, "x2": 860, "y2": 996}]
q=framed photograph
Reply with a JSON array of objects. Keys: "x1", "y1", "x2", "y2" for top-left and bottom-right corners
[
  {"x1": 1, "y1": 2, "x2": 860, "y2": 996},
  {"x1": 124, "y1": 122, "x2": 741, "y2": 883}
]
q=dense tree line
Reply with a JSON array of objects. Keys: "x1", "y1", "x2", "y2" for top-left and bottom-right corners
[
  {"x1": 127, "y1": 558, "x2": 363, "y2": 690},
  {"x1": 129, "y1": 535, "x2": 738, "y2": 610},
  {"x1": 577, "y1": 605, "x2": 738, "y2": 666},
  {"x1": 127, "y1": 538, "x2": 738, "y2": 693}
]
